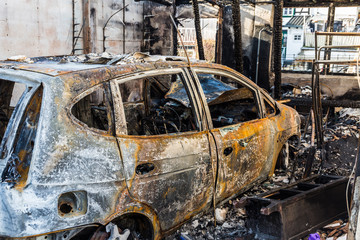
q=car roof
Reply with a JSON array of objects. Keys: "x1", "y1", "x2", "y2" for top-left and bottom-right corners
[
  {"x1": 0, "y1": 53, "x2": 257, "y2": 96},
  {"x1": 0, "y1": 54, "x2": 198, "y2": 76}
]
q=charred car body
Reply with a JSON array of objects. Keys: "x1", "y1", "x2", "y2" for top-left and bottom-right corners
[{"x1": 0, "y1": 54, "x2": 300, "y2": 239}]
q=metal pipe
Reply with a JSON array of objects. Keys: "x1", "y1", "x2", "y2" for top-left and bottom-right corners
[
  {"x1": 316, "y1": 32, "x2": 360, "y2": 36},
  {"x1": 255, "y1": 26, "x2": 272, "y2": 85},
  {"x1": 317, "y1": 45, "x2": 360, "y2": 60},
  {"x1": 102, "y1": 5, "x2": 127, "y2": 52},
  {"x1": 315, "y1": 31, "x2": 318, "y2": 62}
]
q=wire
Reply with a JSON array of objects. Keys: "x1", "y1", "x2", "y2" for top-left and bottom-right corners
[
  {"x1": 170, "y1": 15, "x2": 191, "y2": 67},
  {"x1": 346, "y1": 130, "x2": 360, "y2": 231},
  {"x1": 319, "y1": 82, "x2": 334, "y2": 99}
]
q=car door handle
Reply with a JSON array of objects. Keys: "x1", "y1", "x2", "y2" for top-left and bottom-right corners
[
  {"x1": 239, "y1": 140, "x2": 248, "y2": 147},
  {"x1": 136, "y1": 163, "x2": 155, "y2": 175},
  {"x1": 223, "y1": 147, "x2": 233, "y2": 156},
  {"x1": 239, "y1": 134, "x2": 255, "y2": 147}
]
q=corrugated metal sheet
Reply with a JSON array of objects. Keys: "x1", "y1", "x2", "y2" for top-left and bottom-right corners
[{"x1": 285, "y1": 15, "x2": 311, "y2": 27}]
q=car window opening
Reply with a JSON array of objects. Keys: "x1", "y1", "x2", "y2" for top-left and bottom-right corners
[
  {"x1": 196, "y1": 73, "x2": 259, "y2": 128},
  {"x1": 72, "y1": 86, "x2": 109, "y2": 131},
  {"x1": 0, "y1": 80, "x2": 27, "y2": 144},
  {"x1": 2, "y1": 85, "x2": 43, "y2": 186},
  {"x1": 264, "y1": 97, "x2": 276, "y2": 116},
  {"x1": 119, "y1": 73, "x2": 198, "y2": 136}
]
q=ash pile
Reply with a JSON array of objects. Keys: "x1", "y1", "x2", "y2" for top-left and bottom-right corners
[{"x1": 167, "y1": 84, "x2": 359, "y2": 240}]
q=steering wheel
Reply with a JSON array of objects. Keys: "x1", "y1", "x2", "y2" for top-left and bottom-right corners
[{"x1": 141, "y1": 105, "x2": 181, "y2": 135}]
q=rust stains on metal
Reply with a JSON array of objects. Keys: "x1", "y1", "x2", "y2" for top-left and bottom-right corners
[
  {"x1": 1, "y1": 86, "x2": 43, "y2": 190},
  {"x1": 0, "y1": 54, "x2": 300, "y2": 239}
]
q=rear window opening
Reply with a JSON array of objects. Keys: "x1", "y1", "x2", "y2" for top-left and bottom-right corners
[
  {"x1": 1, "y1": 85, "x2": 43, "y2": 187},
  {"x1": 0, "y1": 80, "x2": 27, "y2": 143},
  {"x1": 71, "y1": 85, "x2": 110, "y2": 131}
]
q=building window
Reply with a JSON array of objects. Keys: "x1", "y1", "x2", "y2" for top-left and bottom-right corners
[
  {"x1": 294, "y1": 35, "x2": 301, "y2": 40},
  {"x1": 283, "y1": 8, "x2": 293, "y2": 16}
]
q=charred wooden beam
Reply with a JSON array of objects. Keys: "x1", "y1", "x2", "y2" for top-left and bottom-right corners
[
  {"x1": 285, "y1": 97, "x2": 360, "y2": 108},
  {"x1": 172, "y1": 0, "x2": 178, "y2": 56},
  {"x1": 215, "y1": 6, "x2": 224, "y2": 64},
  {"x1": 82, "y1": 0, "x2": 91, "y2": 54},
  {"x1": 232, "y1": 0, "x2": 244, "y2": 73},
  {"x1": 274, "y1": 0, "x2": 283, "y2": 99},
  {"x1": 192, "y1": 0, "x2": 205, "y2": 60},
  {"x1": 284, "y1": 0, "x2": 360, "y2": 7},
  {"x1": 203, "y1": 0, "x2": 221, "y2": 6}
]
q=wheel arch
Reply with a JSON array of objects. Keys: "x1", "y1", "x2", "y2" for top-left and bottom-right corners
[{"x1": 270, "y1": 133, "x2": 300, "y2": 175}]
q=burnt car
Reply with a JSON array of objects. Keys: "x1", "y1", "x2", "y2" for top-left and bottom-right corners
[{"x1": 0, "y1": 54, "x2": 300, "y2": 239}]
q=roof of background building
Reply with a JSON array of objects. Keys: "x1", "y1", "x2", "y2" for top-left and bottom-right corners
[{"x1": 285, "y1": 15, "x2": 311, "y2": 28}]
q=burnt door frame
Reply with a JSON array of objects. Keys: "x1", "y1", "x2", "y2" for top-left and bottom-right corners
[
  {"x1": 190, "y1": 67, "x2": 274, "y2": 203},
  {"x1": 109, "y1": 68, "x2": 215, "y2": 232}
]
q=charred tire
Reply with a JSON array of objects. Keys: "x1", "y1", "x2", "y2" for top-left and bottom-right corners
[
  {"x1": 114, "y1": 213, "x2": 154, "y2": 240},
  {"x1": 276, "y1": 136, "x2": 298, "y2": 170},
  {"x1": 71, "y1": 214, "x2": 154, "y2": 240},
  {"x1": 276, "y1": 141, "x2": 290, "y2": 170}
]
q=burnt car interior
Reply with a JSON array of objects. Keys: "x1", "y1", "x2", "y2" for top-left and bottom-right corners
[
  {"x1": 119, "y1": 73, "x2": 198, "y2": 136},
  {"x1": 70, "y1": 72, "x2": 261, "y2": 135},
  {"x1": 196, "y1": 73, "x2": 259, "y2": 128},
  {"x1": 72, "y1": 86, "x2": 109, "y2": 131},
  {"x1": 263, "y1": 97, "x2": 276, "y2": 116}
]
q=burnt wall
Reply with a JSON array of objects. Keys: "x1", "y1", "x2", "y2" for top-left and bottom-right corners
[
  {"x1": 221, "y1": 6, "x2": 236, "y2": 71},
  {"x1": 89, "y1": 0, "x2": 143, "y2": 54},
  {"x1": 0, "y1": 0, "x2": 144, "y2": 59},
  {"x1": 142, "y1": 2, "x2": 174, "y2": 55},
  {"x1": 0, "y1": 0, "x2": 73, "y2": 59},
  {"x1": 218, "y1": 3, "x2": 274, "y2": 91},
  {"x1": 250, "y1": 26, "x2": 272, "y2": 91}
]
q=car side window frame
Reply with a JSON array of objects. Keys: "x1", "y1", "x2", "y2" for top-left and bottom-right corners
[
  {"x1": 191, "y1": 67, "x2": 263, "y2": 129},
  {"x1": 110, "y1": 68, "x2": 202, "y2": 137},
  {"x1": 260, "y1": 89, "x2": 280, "y2": 118},
  {"x1": 68, "y1": 82, "x2": 115, "y2": 136}
]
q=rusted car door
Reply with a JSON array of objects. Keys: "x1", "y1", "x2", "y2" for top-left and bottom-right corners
[
  {"x1": 110, "y1": 69, "x2": 215, "y2": 232},
  {"x1": 191, "y1": 68, "x2": 275, "y2": 202}
]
